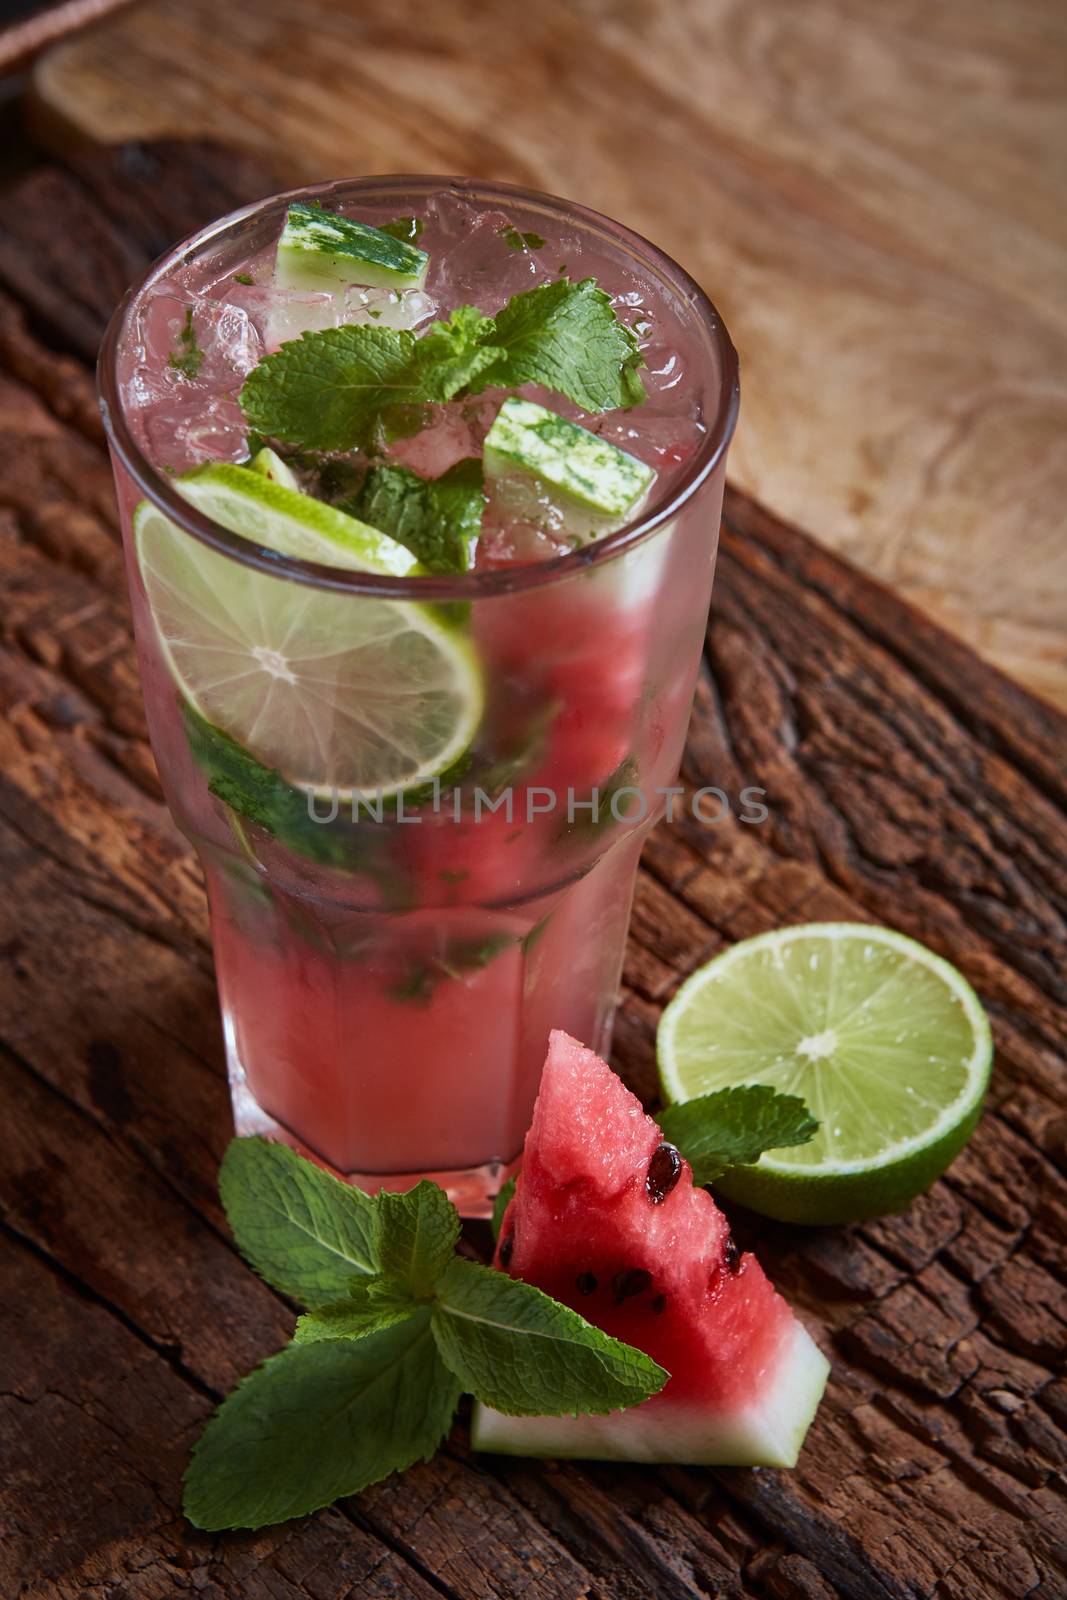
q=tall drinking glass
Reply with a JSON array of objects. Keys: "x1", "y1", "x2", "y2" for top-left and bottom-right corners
[{"x1": 98, "y1": 178, "x2": 738, "y2": 1215}]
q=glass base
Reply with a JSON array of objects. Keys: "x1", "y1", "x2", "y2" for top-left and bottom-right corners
[{"x1": 229, "y1": 1066, "x2": 517, "y2": 1219}]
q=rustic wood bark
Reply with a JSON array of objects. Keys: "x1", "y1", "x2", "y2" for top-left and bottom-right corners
[{"x1": 0, "y1": 143, "x2": 1064, "y2": 1600}]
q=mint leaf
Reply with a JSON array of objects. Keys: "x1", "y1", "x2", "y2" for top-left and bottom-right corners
[
  {"x1": 168, "y1": 306, "x2": 203, "y2": 380},
  {"x1": 470, "y1": 277, "x2": 646, "y2": 410},
  {"x1": 490, "y1": 1176, "x2": 516, "y2": 1242},
  {"x1": 240, "y1": 325, "x2": 437, "y2": 451},
  {"x1": 351, "y1": 458, "x2": 485, "y2": 574},
  {"x1": 409, "y1": 305, "x2": 503, "y2": 401},
  {"x1": 557, "y1": 755, "x2": 640, "y2": 844},
  {"x1": 431, "y1": 1257, "x2": 667, "y2": 1416},
  {"x1": 183, "y1": 702, "x2": 349, "y2": 867},
  {"x1": 294, "y1": 1280, "x2": 415, "y2": 1344},
  {"x1": 498, "y1": 224, "x2": 546, "y2": 252},
  {"x1": 183, "y1": 1311, "x2": 459, "y2": 1530},
  {"x1": 378, "y1": 1181, "x2": 461, "y2": 1297},
  {"x1": 182, "y1": 703, "x2": 406, "y2": 896},
  {"x1": 657, "y1": 1086, "x2": 819, "y2": 1186},
  {"x1": 388, "y1": 932, "x2": 516, "y2": 1007},
  {"x1": 239, "y1": 278, "x2": 644, "y2": 450},
  {"x1": 219, "y1": 1137, "x2": 379, "y2": 1306}
]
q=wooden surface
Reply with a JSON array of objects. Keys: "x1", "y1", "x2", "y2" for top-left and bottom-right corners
[
  {"x1": 1, "y1": 140, "x2": 1066, "y2": 1600},
  {"x1": 22, "y1": 0, "x2": 1067, "y2": 713},
  {"x1": 0, "y1": 0, "x2": 137, "y2": 76}
]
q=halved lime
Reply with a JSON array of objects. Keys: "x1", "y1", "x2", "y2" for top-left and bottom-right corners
[
  {"x1": 134, "y1": 463, "x2": 482, "y2": 797},
  {"x1": 657, "y1": 923, "x2": 992, "y2": 1224}
]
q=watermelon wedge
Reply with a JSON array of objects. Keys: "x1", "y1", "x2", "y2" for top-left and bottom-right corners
[{"x1": 471, "y1": 1031, "x2": 829, "y2": 1466}]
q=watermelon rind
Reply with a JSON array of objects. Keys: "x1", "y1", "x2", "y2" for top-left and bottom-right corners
[{"x1": 470, "y1": 1318, "x2": 829, "y2": 1467}]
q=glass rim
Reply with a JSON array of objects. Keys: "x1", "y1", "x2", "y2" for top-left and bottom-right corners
[{"x1": 97, "y1": 174, "x2": 739, "y2": 601}]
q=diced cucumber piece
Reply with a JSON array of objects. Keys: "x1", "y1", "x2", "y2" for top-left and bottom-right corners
[
  {"x1": 248, "y1": 446, "x2": 301, "y2": 492},
  {"x1": 484, "y1": 398, "x2": 655, "y2": 524},
  {"x1": 275, "y1": 202, "x2": 429, "y2": 292}
]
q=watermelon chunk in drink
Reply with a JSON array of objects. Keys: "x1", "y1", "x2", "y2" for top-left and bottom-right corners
[{"x1": 473, "y1": 1031, "x2": 830, "y2": 1465}]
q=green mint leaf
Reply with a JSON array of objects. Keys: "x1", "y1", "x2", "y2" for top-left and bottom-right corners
[
  {"x1": 294, "y1": 1279, "x2": 416, "y2": 1344},
  {"x1": 182, "y1": 703, "x2": 406, "y2": 897},
  {"x1": 408, "y1": 306, "x2": 502, "y2": 401},
  {"x1": 387, "y1": 932, "x2": 516, "y2": 1007},
  {"x1": 431, "y1": 1257, "x2": 668, "y2": 1416},
  {"x1": 557, "y1": 754, "x2": 640, "y2": 843},
  {"x1": 380, "y1": 215, "x2": 423, "y2": 241},
  {"x1": 657, "y1": 1086, "x2": 819, "y2": 1186},
  {"x1": 183, "y1": 1311, "x2": 460, "y2": 1530},
  {"x1": 240, "y1": 312, "x2": 501, "y2": 450},
  {"x1": 233, "y1": 272, "x2": 254, "y2": 286},
  {"x1": 378, "y1": 1181, "x2": 461, "y2": 1297},
  {"x1": 219, "y1": 1137, "x2": 380, "y2": 1306},
  {"x1": 239, "y1": 279, "x2": 643, "y2": 450},
  {"x1": 183, "y1": 701, "x2": 347, "y2": 866},
  {"x1": 350, "y1": 458, "x2": 485, "y2": 574},
  {"x1": 240, "y1": 325, "x2": 430, "y2": 450},
  {"x1": 490, "y1": 1176, "x2": 516, "y2": 1242},
  {"x1": 497, "y1": 224, "x2": 546, "y2": 252},
  {"x1": 470, "y1": 277, "x2": 646, "y2": 410},
  {"x1": 168, "y1": 306, "x2": 203, "y2": 380}
]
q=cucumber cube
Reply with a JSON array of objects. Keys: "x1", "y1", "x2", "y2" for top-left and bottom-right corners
[
  {"x1": 274, "y1": 202, "x2": 429, "y2": 292},
  {"x1": 484, "y1": 398, "x2": 655, "y2": 525}
]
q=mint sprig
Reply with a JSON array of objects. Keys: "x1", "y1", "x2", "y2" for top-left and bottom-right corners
[
  {"x1": 349, "y1": 458, "x2": 485, "y2": 574},
  {"x1": 218, "y1": 1137, "x2": 380, "y2": 1305},
  {"x1": 185, "y1": 1312, "x2": 460, "y2": 1532},
  {"x1": 657, "y1": 1086, "x2": 820, "y2": 1186},
  {"x1": 186, "y1": 1138, "x2": 667, "y2": 1530},
  {"x1": 377, "y1": 1182, "x2": 460, "y2": 1296},
  {"x1": 432, "y1": 1257, "x2": 660, "y2": 1416},
  {"x1": 240, "y1": 277, "x2": 645, "y2": 451},
  {"x1": 474, "y1": 276, "x2": 646, "y2": 411}
]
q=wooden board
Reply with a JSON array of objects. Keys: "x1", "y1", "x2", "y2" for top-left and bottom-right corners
[
  {"x1": 1, "y1": 140, "x2": 1066, "y2": 1600},
  {"x1": 23, "y1": 0, "x2": 1067, "y2": 713}
]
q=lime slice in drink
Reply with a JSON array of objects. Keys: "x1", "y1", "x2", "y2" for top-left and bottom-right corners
[
  {"x1": 248, "y1": 444, "x2": 301, "y2": 492},
  {"x1": 657, "y1": 923, "x2": 992, "y2": 1224},
  {"x1": 134, "y1": 463, "x2": 482, "y2": 797}
]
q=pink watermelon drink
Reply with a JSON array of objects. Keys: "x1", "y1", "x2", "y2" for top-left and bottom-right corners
[
  {"x1": 477, "y1": 1032, "x2": 829, "y2": 1463},
  {"x1": 99, "y1": 179, "x2": 739, "y2": 1215}
]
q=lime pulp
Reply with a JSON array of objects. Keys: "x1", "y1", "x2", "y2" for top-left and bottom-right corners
[
  {"x1": 657, "y1": 923, "x2": 992, "y2": 1224},
  {"x1": 134, "y1": 463, "x2": 483, "y2": 798}
]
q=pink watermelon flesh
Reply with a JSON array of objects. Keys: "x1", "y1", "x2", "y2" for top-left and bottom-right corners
[{"x1": 471, "y1": 1031, "x2": 829, "y2": 1465}]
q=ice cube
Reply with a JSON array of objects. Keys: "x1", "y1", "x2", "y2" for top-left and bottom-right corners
[
  {"x1": 591, "y1": 412, "x2": 706, "y2": 474},
  {"x1": 123, "y1": 287, "x2": 264, "y2": 389},
  {"x1": 143, "y1": 392, "x2": 248, "y2": 472},
  {"x1": 427, "y1": 200, "x2": 564, "y2": 312},
  {"x1": 343, "y1": 285, "x2": 437, "y2": 331}
]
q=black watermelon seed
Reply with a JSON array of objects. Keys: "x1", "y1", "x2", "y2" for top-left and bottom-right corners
[
  {"x1": 499, "y1": 1233, "x2": 514, "y2": 1267},
  {"x1": 612, "y1": 1267, "x2": 653, "y2": 1303},
  {"x1": 645, "y1": 1141, "x2": 683, "y2": 1204},
  {"x1": 576, "y1": 1271, "x2": 598, "y2": 1295},
  {"x1": 724, "y1": 1235, "x2": 741, "y2": 1273},
  {"x1": 651, "y1": 1293, "x2": 667, "y2": 1315}
]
